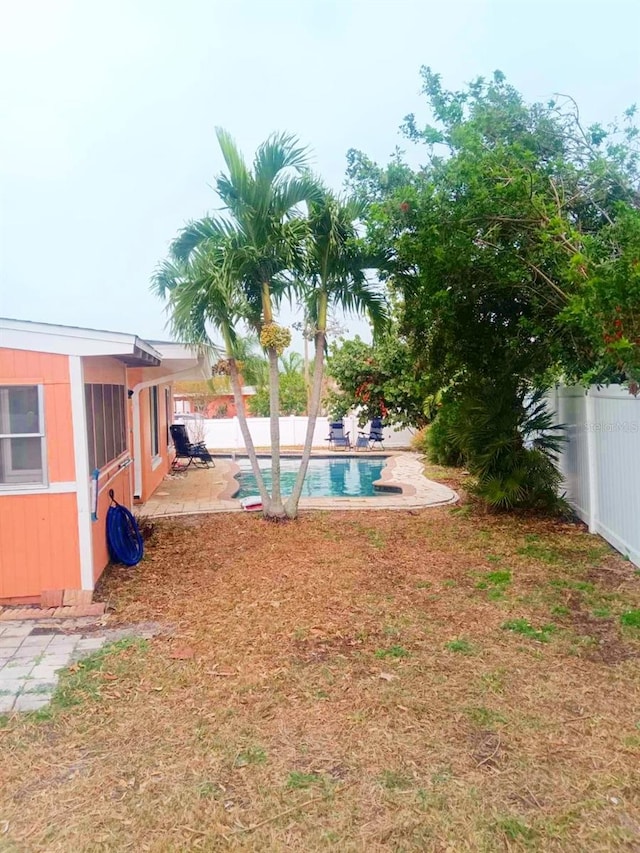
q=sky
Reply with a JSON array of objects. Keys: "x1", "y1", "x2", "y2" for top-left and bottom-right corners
[{"x1": 1, "y1": 0, "x2": 639, "y2": 350}]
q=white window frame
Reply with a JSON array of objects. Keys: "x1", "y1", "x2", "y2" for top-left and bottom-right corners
[
  {"x1": 165, "y1": 386, "x2": 173, "y2": 448},
  {"x1": 0, "y1": 384, "x2": 48, "y2": 490},
  {"x1": 149, "y1": 385, "x2": 160, "y2": 464}
]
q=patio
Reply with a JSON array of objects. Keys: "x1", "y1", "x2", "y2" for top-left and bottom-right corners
[
  {"x1": 139, "y1": 452, "x2": 459, "y2": 517},
  {"x1": 139, "y1": 458, "x2": 240, "y2": 517}
]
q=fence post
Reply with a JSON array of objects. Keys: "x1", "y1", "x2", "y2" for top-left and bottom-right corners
[
  {"x1": 552, "y1": 385, "x2": 564, "y2": 479},
  {"x1": 585, "y1": 389, "x2": 599, "y2": 534}
]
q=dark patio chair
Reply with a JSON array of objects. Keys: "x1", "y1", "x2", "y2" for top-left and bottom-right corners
[
  {"x1": 325, "y1": 420, "x2": 351, "y2": 450},
  {"x1": 170, "y1": 424, "x2": 215, "y2": 470},
  {"x1": 358, "y1": 417, "x2": 385, "y2": 450}
]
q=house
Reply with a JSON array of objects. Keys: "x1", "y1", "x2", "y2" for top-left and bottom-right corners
[
  {"x1": 173, "y1": 380, "x2": 256, "y2": 419},
  {"x1": 0, "y1": 318, "x2": 212, "y2": 605}
]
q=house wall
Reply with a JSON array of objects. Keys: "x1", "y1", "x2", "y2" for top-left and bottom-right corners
[
  {"x1": 0, "y1": 348, "x2": 81, "y2": 602},
  {"x1": 205, "y1": 395, "x2": 245, "y2": 418},
  {"x1": 128, "y1": 369, "x2": 174, "y2": 503},
  {"x1": 137, "y1": 384, "x2": 173, "y2": 502},
  {"x1": 1, "y1": 330, "x2": 205, "y2": 602},
  {"x1": 82, "y1": 356, "x2": 134, "y2": 582},
  {"x1": 173, "y1": 394, "x2": 248, "y2": 419}
]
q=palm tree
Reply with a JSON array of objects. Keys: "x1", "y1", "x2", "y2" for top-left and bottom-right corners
[
  {"x1": 279, "y1": 351, "x2": 305, "y2": 377},
  {"x1": 284, "y1": 191, "x2": 388, "y2": 517},
  {"x1": 229, "y1": 335, "x2": 269, "y2": 391},
  {"x1": 154, "y1": 128, "x2": 321, "y2": 518},
  {"x1": 152, "y1": 250, "x2": 273, "y2": 509}
]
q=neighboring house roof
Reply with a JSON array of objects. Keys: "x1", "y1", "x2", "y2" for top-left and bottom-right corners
[{"x1": 0, "y1": 317, "x2": 213, "y2": 378}]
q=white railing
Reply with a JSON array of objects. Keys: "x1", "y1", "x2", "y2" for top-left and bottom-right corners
[
  {"x1": 175, "y1": 414, "x2": 415, "y2": 451},
  {"x1": 550, "y1": 385, "x2": 640, "y2": 567}
]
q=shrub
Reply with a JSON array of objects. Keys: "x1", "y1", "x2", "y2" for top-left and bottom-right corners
[
  {"x1": 410, "y1": 427, "x2": 429, "y2": 454},
  {"x1": 426, "y1": 402, "x2": 465, "y2": 467},
  {"x1": 446, "y1": 383, "x2": 567, "y2": 513}
]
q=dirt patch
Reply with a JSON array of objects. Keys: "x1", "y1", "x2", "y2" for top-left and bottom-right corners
[
  {"x1": 469, "y1": 729, "x2": 504, "y2": 770},
  {"x1": 565, "y1": 591, "x2": 638, "y2": 664},
  {"x1": 293, "y1": 633, "x2": 376, "y2": 663},
  {"x1": 585, "y1": 556, "x2": 637, "y2": 590}
]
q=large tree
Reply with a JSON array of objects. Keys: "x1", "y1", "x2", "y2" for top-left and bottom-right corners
[
  {"x1": 283, "y1": 191, "x2": 387, "y2": 516},
  {"x1": 348, "y1": 69, "x2": 640, "y2": 390},
  {"x1": 347, "y1": 68, "x2": 640, "y2": 508},
  {"x1": 154, "y1": 128, "x2": 320, "y2": 518},
  {"x1": 154, "y1": 136, "x2": 386, "y2": 519},
  {"x1": 325, "y1": 332, "x2": 434, "y2": 428}
]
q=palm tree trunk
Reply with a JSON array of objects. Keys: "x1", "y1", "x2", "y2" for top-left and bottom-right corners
[
  {"x1": 227, "y1": 357, "x2": 271, "y2": 511},
  {"x1": 285, "y1": 329, "x2": 326, "y2": 518},
  {"x1": 266, "y1": 346, "x2": 286, "y2": 518},
  {"x1": 303, "y1": 333, "x2": 311, "y2": 412}
]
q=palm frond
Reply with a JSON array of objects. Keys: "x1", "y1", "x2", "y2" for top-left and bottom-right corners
[
  {"x1": 272, "y1": 173, "x2": 323, "y2": 217},
  {"x1": 214, "y1": 127, "x2": 251, "y2": 210},
  {"x1": 331, "y1": 276, "x2": 389, "y2": 336},
  {"x1": 253, "y1": 132, "x2": 311, "y2": 186},
  {"x1": 151, "y1": 258, "x2": 187, "y2": 298},
  {"x1": 171, "y1": 216, "x2": 237, "y2": 262},
  {"x1": 301, "y1": 191, "x2": 389, "y2": 336}
]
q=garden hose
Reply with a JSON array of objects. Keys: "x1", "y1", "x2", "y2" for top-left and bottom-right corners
[{"x1": 106, "y1": 489, "x2": 144, "y2": 567}]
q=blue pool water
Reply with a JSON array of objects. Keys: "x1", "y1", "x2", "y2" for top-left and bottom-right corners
[{"x1": 235, "y1": 456, "x2": 387, "y2": 499}]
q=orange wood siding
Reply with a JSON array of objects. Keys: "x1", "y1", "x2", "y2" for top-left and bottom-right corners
[
  {"x1": 0, "y1": 348, "x2": 70, "y2": 385},
  {"x1": 91, "y1": 464, "x2": 133, "y2": 581},
  {"x1": 135, "y1": 383, "x2": 173, "y2": 502},
  {"x1": 44, "y1": 381, "x2": 75, "y2": 482},
  {"x1": 0, "y1": 349, "x2": 75, "y2": 483},
  {"x1": 0, "y1": 492, "x2": 81, "y2": 600},
  {"x1": 1, "y1": 348, "x2": 182, "y2": 598},
  {"x1": 0, "y1": 349, "x2": 82, "y2": 600},
  {"x1": 83, "y1": 356, "x2": 129, "y2": 385}
]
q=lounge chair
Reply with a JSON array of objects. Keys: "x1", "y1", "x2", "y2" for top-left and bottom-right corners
[
  {"x1": 325, "y1": 420, "x2": 351, "y2": 450},
  {"x1": 170, "y1": 424, "x2": 216, "y2": 470},
  {"x1": 358, "y1": 417, "x2": 385, "y2": 450}
]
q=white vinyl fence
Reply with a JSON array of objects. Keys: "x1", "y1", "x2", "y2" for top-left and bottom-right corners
[
  {"x1": 175, "y1": 414, "x2": 415, "y2": 452},
  {"x1": 550, "y1": 385, "x2": 640, "y2": 567}
]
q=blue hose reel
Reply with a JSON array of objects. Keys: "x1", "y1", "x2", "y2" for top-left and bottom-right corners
[{"x1": 106, "y1": 489, "x2": 144, "y2": 567}]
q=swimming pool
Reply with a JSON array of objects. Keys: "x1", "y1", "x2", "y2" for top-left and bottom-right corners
[{"x1": 234, "y1": 456, "x2": 387, "y2": 499}]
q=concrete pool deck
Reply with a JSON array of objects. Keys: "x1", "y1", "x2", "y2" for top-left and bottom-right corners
[{"x1": 140, "y1": 452, "x2": 458, "y2": 517}]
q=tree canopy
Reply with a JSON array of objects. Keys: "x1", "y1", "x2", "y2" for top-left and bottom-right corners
[
  {"x1": 343, "y1": 68, "x2": 639, "y2": 509},
  {"x1": 326, "y1": 332, "x2": 434, "y2": 428},
  {"x1": 347, "y1": 67, "x2": 640, "y2": 393}
]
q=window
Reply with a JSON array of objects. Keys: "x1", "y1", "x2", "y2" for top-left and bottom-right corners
[
  {"x1": 85, "y1": 384, "x2": 126, "y2": 470},
  {"x1": 150, "y1": 385, "x2": 159, "y2": 458},
  {"x1": 0, "y1": 385, "x2": 46, "y2": 486},
  {"x1": 164, "y1": 387, "x2": 172, "y2": 447}
]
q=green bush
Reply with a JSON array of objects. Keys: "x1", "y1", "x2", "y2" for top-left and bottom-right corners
[
  {"x1": 457, "y1": 385, "x2": 567, "y2": 512},
  {"x1": 249, "y1": 371, "x2": 307, "y2": 416},
  {"x1": 425, "y1": 384, "x2": 567, "y2": 513},
  {"x1": 426, "y1": 402, "x2": 465, "y2": 467}
]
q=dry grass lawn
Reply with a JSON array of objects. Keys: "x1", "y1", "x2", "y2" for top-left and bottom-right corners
[{"x1": 2, "y1": 470, "x2": 640, "y2": 851}]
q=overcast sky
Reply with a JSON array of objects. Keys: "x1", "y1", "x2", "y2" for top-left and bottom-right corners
[{"x1": 1, "y1": 0, "x2": 639, "y2": 349}]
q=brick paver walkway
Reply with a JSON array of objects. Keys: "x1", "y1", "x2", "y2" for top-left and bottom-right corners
[{"x1": 0, "y1": 623, "x2": 106, "y2": 713}]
